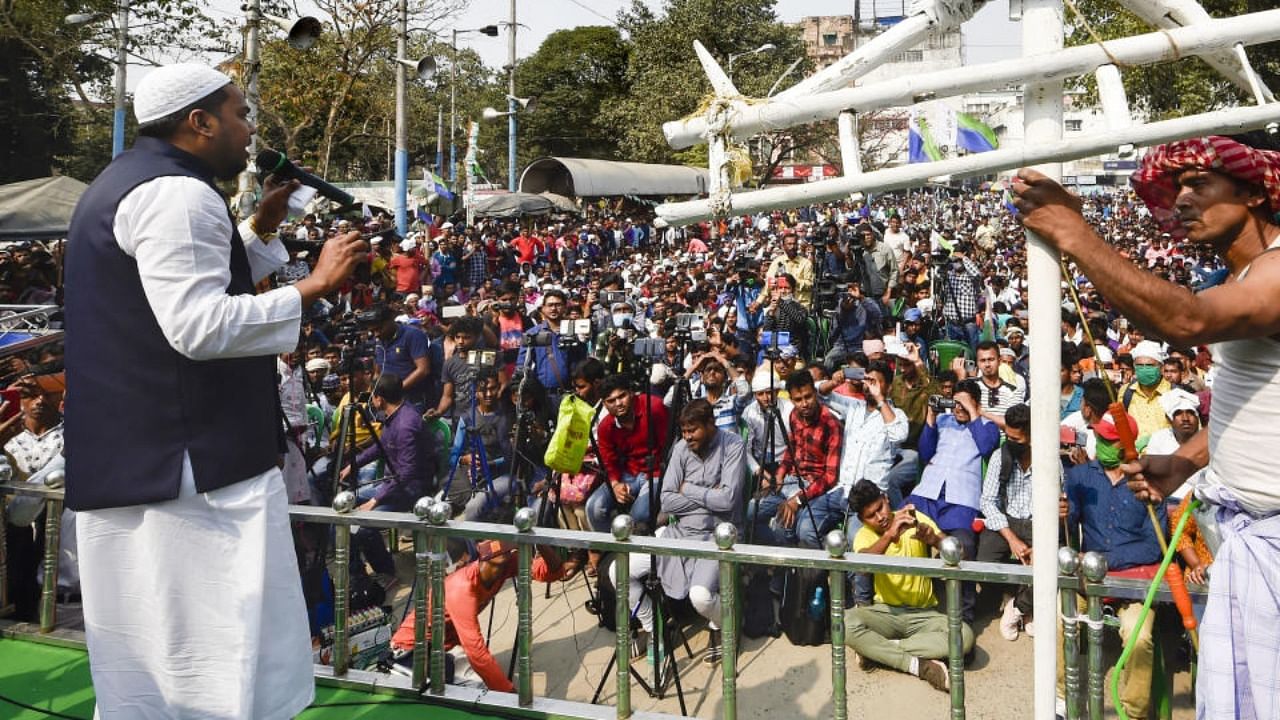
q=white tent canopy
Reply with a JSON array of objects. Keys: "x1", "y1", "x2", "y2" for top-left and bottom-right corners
[{"x1": 518, "y1": 157, "x2": 708, "y2": 198}]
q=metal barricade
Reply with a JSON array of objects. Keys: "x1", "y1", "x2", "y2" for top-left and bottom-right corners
[{"x1": 0, "y1": 484, "x2": 1204, "y2": 720}]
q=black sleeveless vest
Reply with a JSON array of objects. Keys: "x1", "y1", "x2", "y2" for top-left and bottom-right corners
[{"x1": 64, "y1": 136, "x2": 282, "y2": 511}]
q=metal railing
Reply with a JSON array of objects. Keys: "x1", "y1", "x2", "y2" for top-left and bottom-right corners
[{"x1": 0, "y1": 484, "x2": 1203, "y2": 720}]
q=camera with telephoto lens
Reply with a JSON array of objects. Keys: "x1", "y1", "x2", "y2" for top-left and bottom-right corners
[
  {"x1": 600, "y1": 290, "x2": 627, "y2": 308},
  {"x1": 521, "y1": 330, "x2": 554, "y2": 348},
  {"x1": 928, "y1": 394, "x2": 957, "y2": 412}
]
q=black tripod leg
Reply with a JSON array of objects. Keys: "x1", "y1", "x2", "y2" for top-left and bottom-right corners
[{"x1": 590, "y1": 651, "x2": 617, "y2": 704}]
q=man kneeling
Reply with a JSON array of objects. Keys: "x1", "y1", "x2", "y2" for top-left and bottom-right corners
[{"x1": 845, "y1": 479, "x2": 974, "y2": 692}]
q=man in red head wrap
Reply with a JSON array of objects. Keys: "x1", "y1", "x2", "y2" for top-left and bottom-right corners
[{"x1": 1013, "y1": 132, "x2": 1280, "y2": 719}]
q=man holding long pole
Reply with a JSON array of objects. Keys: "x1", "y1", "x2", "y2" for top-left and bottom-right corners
[{"x1": 1012, "y1": 133, "x2": 1280, "y2": 719}]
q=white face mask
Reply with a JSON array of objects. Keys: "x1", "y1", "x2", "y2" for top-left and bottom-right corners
[{"x1": 612, "y1": 313, "x2": 633, "y2": 329}]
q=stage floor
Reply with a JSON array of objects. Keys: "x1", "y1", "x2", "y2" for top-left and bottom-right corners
[{"x1": 0, "y1": 638, "x2": 506, "y2": 720}]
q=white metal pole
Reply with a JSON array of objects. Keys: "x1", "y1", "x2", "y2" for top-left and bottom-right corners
[
  {"x1": 507, "y1": 0, "x2": 517, "y2": 192},
  {"x1": 111, "y1": 0, "x2": 129, "y2": 158},
  {"x1": 394, "y1": 0, "x2": 408, "y2": 235},
  {"x1": 450, "y1": 29, "x2": 458, "y2": 186},
  {"x1": 654, "y1": 101, "x2": 1280, "y2": 226},
  {"x1": 662, "y1": 8, "x2": 1280, "y2": 150},
  {"x1": 1023, "y1": 0, "x2": 1064, "y2": 717},
  {"x1": 837, "y1": 111, "x2": 862, "y2": 175}
]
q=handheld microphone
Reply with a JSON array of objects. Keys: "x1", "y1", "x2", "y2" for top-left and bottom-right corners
[{"x1": 255, "y1": 149, "x2": 356, "y2": 207}]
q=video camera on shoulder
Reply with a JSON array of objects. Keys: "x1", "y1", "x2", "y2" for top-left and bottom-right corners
[{"x1": 600, "y1": 290, "x2": 627, "y2": 307}]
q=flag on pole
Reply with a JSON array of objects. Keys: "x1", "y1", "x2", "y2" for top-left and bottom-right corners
[
  {"x1": 425, "y1": 169, "x2": 454, "y2": 201},
  {"x1": 909, "y1": 104, "x2": 998, "y2": 162},
  {"x1": 980, "y1": 284, "x2": 998, "y2": 342},
  {"x1": 956, "y1": 112, "x2": 999, "y2": 153}
]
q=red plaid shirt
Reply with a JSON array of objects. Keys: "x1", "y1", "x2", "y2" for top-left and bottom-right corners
[{"x1": 780, "y1": 404, "x2": 843, "y2": 499}]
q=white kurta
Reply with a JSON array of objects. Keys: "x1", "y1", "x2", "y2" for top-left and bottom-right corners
[{"x1": 77, "y1": 175, "x2": 312, "y2": 719}]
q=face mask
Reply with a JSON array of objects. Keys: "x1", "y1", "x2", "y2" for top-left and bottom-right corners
[
  {"x1": 1004, "y1": 440, "x2": 1027, "y2": 458},
  {"x1": 612, "y1": 313, "x2": 633, "y2": 329},
  {"x1": 1094, "y1": 437, "x2": 1122, "y2": 468},
  {"x1": 1134, "y1": 365, "x2": 1161, "y2": 386}
]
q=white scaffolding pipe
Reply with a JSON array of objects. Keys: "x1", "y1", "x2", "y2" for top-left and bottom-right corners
[
  {"x1": 1120, "y1": 0, "x2": 1276, "y2": 102},
  {"x1": 1023, "y1": 0, "x2": 1065, "y2": 716},
  {"x1": 838, "y1": 111, "x2": 862, "y2": 176},
  {"x1": 775, "y1": 0, "x2": 988, "y2": 101},
  {"x1": 662, "y1": 9, "x2": 1280, "y2": 150},
  {"x1": 1095, "y1": 64, "x2": 1135, "y2": 156},
  {"x1": 654, "y1": 101, "x2": 1280, "y2": 226}
]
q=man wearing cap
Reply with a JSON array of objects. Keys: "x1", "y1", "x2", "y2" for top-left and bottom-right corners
[
  {"x1": 1014, "y1": 133, "x2": 1280, "y2": 718},
  {"x1": 390, "y1": 236, "x2": 425, "y2": 295},
  {"x1": 391, "y1": 539, "x2": 565, "y2": 691},
  {"x1": 1058, "y1": 410, "x2": 1163, "y2": 718},
  {"x1": 1117, "y1": 340, "x2": 1172, "y2": 438},
  {"x1": 65, "y1": 64, "x2": 365, "y2": 717},
  {"x1": 1143, "y1": 388, "x2": 1202, "y2": 498},
  {"x1": 742, "y1": 364, "x2": 793, "y2": 496}
]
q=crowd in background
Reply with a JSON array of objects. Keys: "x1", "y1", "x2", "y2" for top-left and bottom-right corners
[{"x1": 3, "y1": 185, "x2": 1218, "y2": 713}]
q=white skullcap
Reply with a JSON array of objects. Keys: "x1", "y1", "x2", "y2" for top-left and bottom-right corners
[
  {"x1": 304, "y1": 358, "x2": 330, "y2": 373},
  {"x1": 1131, "y1": 340, "x2": 1164, "y2": 362},
  {"x1": 750, "y1": 367, "x2": 778, "y2": 393},
  {"x1": 134, "y1": 64, "x2": 232, "y2": 125},
  {"x1": 1159, "y1": 387, "x2": 1200, "y2": 419}
]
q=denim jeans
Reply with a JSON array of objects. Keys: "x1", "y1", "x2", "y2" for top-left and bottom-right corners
[
  {"x1": 747, "y1": 474, "x2": 839, "y2": 545},
  {"x1": 944, "y1": 322, "x2": 980, "y2": 351},
  {"x1": 350, "y1": 488, "x2": 408, "y2": 577},
  {"x1": 585, "y1": 472, "x2": 655, "y2": 534},
  {"x1": 881, "y1": 450, "x2": 920, "y2": 510}
]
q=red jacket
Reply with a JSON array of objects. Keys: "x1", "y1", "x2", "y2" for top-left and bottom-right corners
[{"x1": 597, "y1": 393, "x2": 669, "y2": 484}]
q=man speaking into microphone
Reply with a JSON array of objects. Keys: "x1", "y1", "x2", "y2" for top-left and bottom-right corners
[{"x1": 64, "y1": 63, "x2": 365, "y2": 718}]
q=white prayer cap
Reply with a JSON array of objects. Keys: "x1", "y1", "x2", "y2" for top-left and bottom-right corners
[
  {"x1": 750, "y1": 367, "x2": 778, "y2": 393},
  {"x1": 305, "y1": 358, "x2": 330, "y2": 373},
  {"x1": 1159, "y1": 388, "x2": 1200, "y2": 419},
  {"x1": 134, "y1": 63, "x2": 233, "y2": 125},
  {"x1": 1131, "y1": 340, "x2": 1164, "y2": 362}
]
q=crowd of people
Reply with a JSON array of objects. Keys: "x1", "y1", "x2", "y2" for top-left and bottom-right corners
[{"x1": 215, "y1": 180, "x2": 1214, "y2": 713}]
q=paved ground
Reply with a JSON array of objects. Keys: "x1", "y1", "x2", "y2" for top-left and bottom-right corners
[{"x1": 382, "y1": 549, "x2": 1197, "y2": 719}]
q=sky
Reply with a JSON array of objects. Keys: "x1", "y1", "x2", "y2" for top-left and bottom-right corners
[{"x1": 452, "y1": 0, "x2": 1022, "y2": 68}]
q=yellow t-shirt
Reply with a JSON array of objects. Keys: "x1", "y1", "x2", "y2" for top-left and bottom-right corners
[
  {"x1": 1120, "y1": 379, "x2": 1172, "y2": 437},
  {"x1": 330, "y1": 393, "x2": 381, "y2": 448},
  {"x1": 853, "y1": 512, "x2": 940, "y2": 609}
]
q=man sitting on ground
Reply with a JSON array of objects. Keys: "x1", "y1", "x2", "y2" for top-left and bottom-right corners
[{"x1": 845, "y1": 479, "x2": 973, "y2": 693}]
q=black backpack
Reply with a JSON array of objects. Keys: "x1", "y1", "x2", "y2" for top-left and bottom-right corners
[
  {"x1": 779, "y1": 566, "x2": 830, "y2": 647},
  {"x1": 741, "y1": 567, "x2": 781, "y2": 639}
]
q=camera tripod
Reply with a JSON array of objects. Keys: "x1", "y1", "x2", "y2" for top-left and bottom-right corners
[{"x1": 588, "y1": 337, "x2": 694, "y2": 712}]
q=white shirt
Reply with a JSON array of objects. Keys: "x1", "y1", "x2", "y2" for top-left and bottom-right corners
[
  {"x1": 822, "y1": 392, "x2": 909, "y2": 490},
  {"x1": 113, "y1": 176, "x2": 302, "y2": 361}
]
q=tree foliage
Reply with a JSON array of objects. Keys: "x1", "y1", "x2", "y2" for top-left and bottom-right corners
[
  {"x1": 602, "y1": 0, "x2": 811, "y2": 165},
  {"x1": 513, "y1": 26, "x2": 629, "y2": 167},
  {"x1": 1067, "y1": 0, "x2": 1280, "y2": 119}
]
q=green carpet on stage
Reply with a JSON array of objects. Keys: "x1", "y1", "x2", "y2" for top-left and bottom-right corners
[{"x1": 0, "y1": 638, "x2": 509, "y2": 719}]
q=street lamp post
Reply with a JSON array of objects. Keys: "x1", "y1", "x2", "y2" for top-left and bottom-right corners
[
  {"x1": 394, "y1": 0, "x2": 408, "y2": 235},
  {"x1": 235, "y1": 1, "x2": 321, "y2": 218},
  {"x1": 727, "y1": 42, "x2": 776, "y2": 79},
  {"x1": 65, "y1": 3, "x2": 130, "y2": 158},
  {"x1": 449, "y1": 24, "x2": 499, "y2": 188},
  {"x1": 506, "y1": 0, "x2": 517, "y2": 192},
  {"x1": 112, "y1": 0, "x2": 129, "y2": 157}
]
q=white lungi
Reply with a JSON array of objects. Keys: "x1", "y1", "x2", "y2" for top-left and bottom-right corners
[{"x1": 78, "y1": 459, "x2": 313, "y2": 719}]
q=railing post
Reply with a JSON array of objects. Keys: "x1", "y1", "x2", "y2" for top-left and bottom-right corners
[
  {"x1": 425, "y1": 499, "x2": 450, "y2": 695},
  {"x1": 1080, "y1": 552, "x2": 1108, "y2": 720},
  {"x1": 1058, "y1": 548, "x2": 1083, "y2": 720},
  {"x1": 330, "y1": 490, "x2": 356, "y2": 676},
  {"x1": 514, "y1": 508, "x2": 535, "y2": 707},
  {"x1": 824, "y1": 529, "x2": 848, "y2": 720},
  {"x1": 38, "y1": 468, "x2": 66, "y2": 633},
  {"x1": 611, "y1": 515, "x2": 633, "y2": 720},
  {"x1": 411, "y1": 498, "x2": 433, "y2": 691},
  {"x1": 714, "y1": 523, "x2": 740, "y2": 720},
  {"x1": 939, "y1": 535, "x2": 966, "y2": 720}
]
